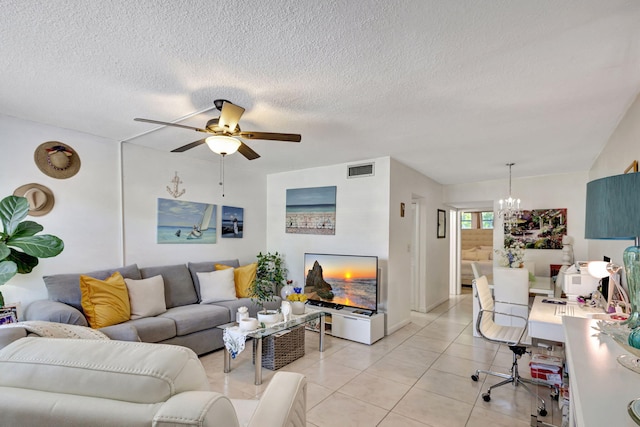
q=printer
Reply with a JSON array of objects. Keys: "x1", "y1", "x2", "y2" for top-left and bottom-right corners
[{"x1": 562, "y1": 262, "x2": 600, "y2": 300}]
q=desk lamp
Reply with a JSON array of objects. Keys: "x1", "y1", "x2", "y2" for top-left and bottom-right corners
[{"x1": 585, "y1": 171, "x2": 640, "y2": 328}]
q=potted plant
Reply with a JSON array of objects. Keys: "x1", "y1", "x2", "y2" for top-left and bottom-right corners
[
  {"x1": 0, "y1": 195, "x2": 64, "y2": 306},
  {"x1": 287, "y1": 287, "x2": 307, "y2": 315},
  {"x1": 251, "y1": 251, "x2": 287, "y2": 324}
]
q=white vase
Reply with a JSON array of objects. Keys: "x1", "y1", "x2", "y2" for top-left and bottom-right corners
[
  {"x1": 280, "y1": 285, "x2": 294, "y2": 300},
  {"x1": 281, "y1": 301, "x2": 292, "y2": 321},
  {"x1": 291, "y1": 301, "x2": 305, "y2": 315}
]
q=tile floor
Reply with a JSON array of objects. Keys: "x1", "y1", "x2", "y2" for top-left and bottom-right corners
[{"x1": 199, "y1": 289, "x2": 562, "y2": 426}]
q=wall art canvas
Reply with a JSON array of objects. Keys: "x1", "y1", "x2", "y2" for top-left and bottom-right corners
[
  {"x1": 221, "y1": 205, "x2": 243, "y2": 238},
  {"x1": 157, "y1": 198, "x2": 217, "y2": 244},
  {"x1": 286, "y1": 186, "x2": 336, "y2": 235},
  {"x1": 504, "y1": 208, "x2": 567, "y2": 249}
]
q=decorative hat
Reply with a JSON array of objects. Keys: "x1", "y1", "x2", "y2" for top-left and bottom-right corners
[
  {"x1": 13, "y1": 183, "x2": 55, "y2": 217},
  {"x1": 34, "y1": 141, "x2": 81, "y2": 179}
]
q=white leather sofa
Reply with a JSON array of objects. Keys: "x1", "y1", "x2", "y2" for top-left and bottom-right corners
[{"x1": 0, "y1": 337, "x2": 306, "y2": 427}]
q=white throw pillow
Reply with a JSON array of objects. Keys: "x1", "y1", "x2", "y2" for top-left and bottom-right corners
[
  {"x1": 124, "y1": 275, "x2": 167, "y2": 320},
  {"x1": 197, "y1": 268, "x2": 238, "y2": 303}
]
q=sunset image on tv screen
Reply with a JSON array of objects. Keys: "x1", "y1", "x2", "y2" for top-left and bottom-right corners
[{"x1": 304, "y1": 253, "x2": 377, "y2": 311}]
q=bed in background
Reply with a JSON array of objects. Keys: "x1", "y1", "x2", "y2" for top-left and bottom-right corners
[{"x1": 461, "y1": 229, "x2": 494, "y2": 285}]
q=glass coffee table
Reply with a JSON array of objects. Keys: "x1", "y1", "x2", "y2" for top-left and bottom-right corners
[{"x1": 219, "y1": 308, "x2": 325, "y2": 385}]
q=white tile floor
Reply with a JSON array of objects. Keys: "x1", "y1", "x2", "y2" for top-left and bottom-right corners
[{"x1": 199, "y1": 289, "x2": 562, "y2": 426}]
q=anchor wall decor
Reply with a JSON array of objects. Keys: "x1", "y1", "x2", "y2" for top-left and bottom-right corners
[{"x1": 166, "y1": 171, "x2": 186, "y2": 198}]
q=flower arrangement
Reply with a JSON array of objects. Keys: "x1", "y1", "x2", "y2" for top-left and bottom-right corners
[
  {"x1": 495, "y1": 241, "x2": 525, "y2": 268},
  {"x1": 287, "y1": 287, "x2": 307, "y2": 302}
]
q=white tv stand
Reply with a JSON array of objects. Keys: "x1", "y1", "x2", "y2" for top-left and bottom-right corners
[{"x1": 316, "y1": 306, "x2": 385, "y2": 345}]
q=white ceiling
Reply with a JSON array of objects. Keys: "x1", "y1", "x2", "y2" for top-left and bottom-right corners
[{"x1": 2, "y1": 1, "x2": 640, "y2": 185}]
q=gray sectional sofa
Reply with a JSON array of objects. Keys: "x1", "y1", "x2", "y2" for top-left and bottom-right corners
[{"x1": 21, "y1": 259, "x2": 281, "y2": 355}]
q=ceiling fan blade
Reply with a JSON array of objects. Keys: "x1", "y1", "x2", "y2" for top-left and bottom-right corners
[
  {"x1": 218, "y1": 102, "x2": 245, "y2": 133},
  {"x1": 239, "y1": 131, "x2": 301, "y2": 142},
  {"x1": 134, "y1": 118, "x2": 208, "y2": 133},
  {"x1": 171, "y1": 139, "x2": 207, "y2": 152},
  {"x1": 238, "y1": 142, "x2": 261, "y2": 160}
]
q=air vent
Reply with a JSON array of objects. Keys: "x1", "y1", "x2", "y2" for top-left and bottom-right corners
[{"x1": 347, "y1": 162, "x2": 375, "y2": 178}]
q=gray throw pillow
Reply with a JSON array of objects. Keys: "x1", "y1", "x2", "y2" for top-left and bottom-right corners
[{"x1": 140, "y1": 264, "x2": 198, "y2": 308}]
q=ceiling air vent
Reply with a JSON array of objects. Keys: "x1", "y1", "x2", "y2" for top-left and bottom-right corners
[{"x1": 347, "y1": 162, "x2": 375, "y2": 178}]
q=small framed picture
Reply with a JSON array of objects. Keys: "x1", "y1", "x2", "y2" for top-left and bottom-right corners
[{"x1": 437, "y1": 209, "x2": 446, "y2": 238}]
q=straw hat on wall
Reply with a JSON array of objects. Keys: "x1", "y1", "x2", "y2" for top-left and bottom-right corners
[
  {"x1": 34, "y1": 142, "x2": 81, "y2": 179},
  {"x1": 13, "y1": 183, "x2": 55, "y2": 216}
]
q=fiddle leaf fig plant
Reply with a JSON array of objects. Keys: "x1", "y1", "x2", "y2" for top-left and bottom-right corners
[{"x1": 0, "y1": 195, "x2": 64, "y2": 305}]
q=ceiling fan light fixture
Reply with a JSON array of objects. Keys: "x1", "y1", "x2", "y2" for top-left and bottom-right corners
[{"x1": 205, "y1": 135, "x2": 241, "y2": 155}]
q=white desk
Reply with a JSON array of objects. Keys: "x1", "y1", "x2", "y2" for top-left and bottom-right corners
[
  {"x1": 564, "y1": 317, "x2": 640, "y2": 427},
  {"x1": 528, "y1": 296, "x2": 604, "y2": 342}
]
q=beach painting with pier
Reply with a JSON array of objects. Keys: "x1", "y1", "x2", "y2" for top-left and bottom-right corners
[
  {"x1": 221, "y1": 205, "x2": 244, "y2": 238},
  {"x1": 157, "y1": 198, "x2": 217, "y2": 244},
  {"x1": 286, "y1": 186, "x2": 336, "y2": 235}
]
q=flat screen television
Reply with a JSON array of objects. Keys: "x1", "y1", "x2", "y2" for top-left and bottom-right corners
[{"x1": 303, "y1": 253, "x2": 378, "y2": 312}]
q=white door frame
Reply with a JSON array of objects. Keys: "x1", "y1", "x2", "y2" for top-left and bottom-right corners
[
  {"x1": 410, "y1": 201, "x2": 421, "y2": 311},
  {"x1": 449, "y1": 210, "x2": 461, "y2": 295}
]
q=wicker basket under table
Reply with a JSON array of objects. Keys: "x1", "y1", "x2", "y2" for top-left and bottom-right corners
[{"x1": 255, "y1": 324, "x2": 306, "y2": 370}]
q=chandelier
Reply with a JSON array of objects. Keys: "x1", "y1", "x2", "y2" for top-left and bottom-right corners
[{"x1": 498, "y1": 163, "x2": 522, "y2": 231}]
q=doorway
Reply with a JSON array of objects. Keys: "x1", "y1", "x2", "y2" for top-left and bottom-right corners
[{"x1": 452, "y1": 205, "x2": 495, "y2": 295}]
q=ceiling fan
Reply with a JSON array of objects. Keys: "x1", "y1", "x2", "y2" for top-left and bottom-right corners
[{"x1": 134, "y1": 99, "x2": 301, "y2": 160}]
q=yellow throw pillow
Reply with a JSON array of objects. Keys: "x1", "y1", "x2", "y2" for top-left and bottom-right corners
[
  {"x1": 80, "y1": 271, "x2": 131, "y2": 329},
  {"x1": 215, "y1": 263, "x2": 257, "y2": 298}
]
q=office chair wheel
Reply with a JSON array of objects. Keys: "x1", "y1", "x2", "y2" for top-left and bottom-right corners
[
  {"x1": 482, "y1": 392, "x2": 491, "y2": 402},
  {"x1": 538, "y1": 408, "x2": 547, "y2": 417},
  {"x1": 471, "y1": 374, "x2": 479, "y2": 382}
]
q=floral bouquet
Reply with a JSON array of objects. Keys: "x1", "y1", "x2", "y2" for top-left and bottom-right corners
[
  {"x1": 495, "y1": 241, "x2": 525, "y2": 268},
  {"x1": 287, "y1": 287, "x2": 308, "y2": 302}
]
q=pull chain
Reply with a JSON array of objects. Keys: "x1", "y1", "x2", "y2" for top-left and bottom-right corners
[{"x1": 219, "y1": 155, "x2": 225, "y2": 197}]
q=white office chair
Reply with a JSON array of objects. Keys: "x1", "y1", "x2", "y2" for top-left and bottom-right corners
[
  {"x1": 554, "y1": 265, "x2": 568, "y2": 298},
  {"x1": 471, "y1": 275, "x2": 555, "y2": 417},
  {"x1": 470, "y1": 261, "x2": 481, "y2": 280},
  {"x1": 493, "y1": 267, "x2": 530, "y2": 327}
]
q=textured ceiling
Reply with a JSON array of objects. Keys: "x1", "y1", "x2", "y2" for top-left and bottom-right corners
[{"x1": 2, "y1": 1, "x2": 640, "y2": 185}]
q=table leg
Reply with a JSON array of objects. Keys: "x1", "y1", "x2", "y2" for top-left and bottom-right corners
[
  {"x1": 319, "y1": 314, "x2": 325, "y2": 352},
  {"x1": 223, "y1": 347, "x2": 230, "y2": 373},
  {"x1": 254, "y1": 337, "x2": 262, "y2": 385}
]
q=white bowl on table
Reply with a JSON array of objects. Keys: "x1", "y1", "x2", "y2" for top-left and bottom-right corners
[{"x1": 239, "y1": 317, "x2": 259, "y2": 331}]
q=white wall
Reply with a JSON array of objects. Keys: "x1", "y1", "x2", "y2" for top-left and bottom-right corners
[
  {"x1": 587, "y1": 93, "x2": 640, "y2": 268},
  {"x1": 444, "y1": 171, "x2": 589, "y2": 277},
  {"x1": 0, "y1": 114, "x2": 269, "y2": 309},
  {"x1": 389, "y1": 159, "x2": 449, "y2": 323},
  {"x1": 122, "y1": 144, "x2": 267, "y2": 267},
  {"x1": 0, "y1": 115, "x2": 122, "y2": 306},
  {"x1": 266, "y1": 157, "x2": 452, "y2": 333},
  {"x1": 266, "y1": 158, "x2": 391, "y2": 315}
]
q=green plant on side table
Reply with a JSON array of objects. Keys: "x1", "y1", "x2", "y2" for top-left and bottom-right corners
[
  {"x1": 251, "y1": 251, "x2": 287, "y2": 325},
  {"x1": 0, "y1": 195, "x2": 64, "y2": 306}
]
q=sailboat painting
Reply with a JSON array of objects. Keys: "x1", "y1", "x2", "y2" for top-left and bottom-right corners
[{"x1": 157, "y1": 198, "x2": 217, "y2": 244}]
